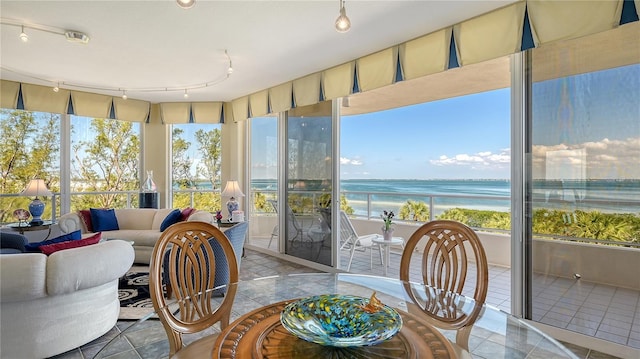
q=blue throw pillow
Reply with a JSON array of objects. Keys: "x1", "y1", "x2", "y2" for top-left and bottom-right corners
[
  {"x1": 25, "y1": 230, "x2": 81, "y2": 252},
  {"x1": 160, "y1": 209, "x2": 182, "y2": 232},
  {"x1": 90, "y1": 208, "x2": 119, "y2": 231}
]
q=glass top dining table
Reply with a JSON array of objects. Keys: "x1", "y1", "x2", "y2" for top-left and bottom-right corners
[{"x1": 95, "y1": 273, "x2": 578, "y2": 359}]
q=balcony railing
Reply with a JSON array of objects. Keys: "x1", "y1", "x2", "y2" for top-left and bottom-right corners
[
  {"x1": 3, "y1": 188, "x2": 637, "y2": 249},
  {"x1": 249, "y1": 189, "x2": 639, "y2": 248}
]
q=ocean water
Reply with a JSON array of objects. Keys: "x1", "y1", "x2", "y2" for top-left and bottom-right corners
[
  {"x1": 250, "y1": 179, "x2": 640, "y2": 216},
  {"x1": 339, "y1": 179, "x2": 511, "y2": 216}
]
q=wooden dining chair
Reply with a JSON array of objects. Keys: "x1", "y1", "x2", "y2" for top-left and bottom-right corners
[
  {"x1": 399, "y1": 220, "x2": 488, "y2": 351},
  {"x1": 149, "y1": 221, "x2": 239, "y2": 358}
]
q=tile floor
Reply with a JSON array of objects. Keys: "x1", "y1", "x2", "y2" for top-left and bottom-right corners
[
  {"x1": 532, "y1": 273, "x2": 640, "y2": 348},
  {"x1": 50, "y1": 248, "x2": 630, "y2": 359}
]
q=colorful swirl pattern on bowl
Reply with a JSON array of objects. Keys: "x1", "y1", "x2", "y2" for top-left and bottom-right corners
[{"x1": 280, "y1": 294, "x2": 402, "y2": 347}]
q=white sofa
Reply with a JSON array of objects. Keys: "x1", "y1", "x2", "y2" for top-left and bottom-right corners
[
  {"x1": 59, "y1": 208, "x2": 215, "y2": 264},
  {"x1": 0, "y1": 240, "x2": 134, "y2": 359}
]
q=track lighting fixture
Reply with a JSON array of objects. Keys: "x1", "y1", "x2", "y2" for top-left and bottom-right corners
[
  {"x1": 335, "y1": 0, "x2": 351, "y2": 33},
  {"x1": 1, "y1": 20, "x2": 89, "y2": 44},
  {"x1": 176, "y1": 0, "x2": 195, "y2": 9},
  {"x1": 53, "y1": 83, "x2": 60, "y2": 92},
  {"x1": 183, "y1": 89, "x2": 189, "y2": 99},
  {"x1": 19, "y1": 25, "x2": 28, "y2": 42},
  {"x1": 122, "y1": 90, "x2": 127, "y2": 100}
]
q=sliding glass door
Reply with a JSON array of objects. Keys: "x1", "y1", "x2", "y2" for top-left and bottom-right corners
[
  {"x1": 526, "y1": 23, "x2": 639, "y2": 347},
  {"x1": 284, "y1": 102, "x2": 333, "y2": 266}
]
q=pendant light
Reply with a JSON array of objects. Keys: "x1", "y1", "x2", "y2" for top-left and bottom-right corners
[
  {"x1": 335, "y1": 0, "x2": 351, "y2": 33},
  {"x1": 19, "y1": 25, "x2": 29, "y2": 42}
]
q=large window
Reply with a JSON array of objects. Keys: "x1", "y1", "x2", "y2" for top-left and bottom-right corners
[
  {"x1": 0, "y1": 109, "x2": 60, "y2": 222},
  {"x1": 70, "y1": 116, "x2": 140, "y2": 210},
  {"x1": 0, "y1": 110, "x2": 144, "y2": 224},
  {"x1": 171, "y1": 123, "x2": 222, "y2": 211},
  {"x1": 248, "y1": 116, "x2": 279, "y2": 252},
  {"x1": 528, "y1": 23, "x2": 640, "y2": 346},
  {"x1": 340, "y1": 88, "x2": 511, "y2": 227}
]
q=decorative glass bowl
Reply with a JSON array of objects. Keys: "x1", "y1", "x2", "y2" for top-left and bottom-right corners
[{"x1": 280, "y1": 294, "x2": 402, "y2": 347}]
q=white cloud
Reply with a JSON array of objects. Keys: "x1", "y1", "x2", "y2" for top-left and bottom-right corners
[
  {"x1": 532, "y1": 137, "x2": 640, "y2": 179},
  {"x1": 430, "y1": 149, "x2": 511, "y2": 168},
  {"x1": 431, "y1": 137, "x2": 639, "y2": 178},
  {"x1": 340, "y1": 157, "x2": 363, "y2": 166}
]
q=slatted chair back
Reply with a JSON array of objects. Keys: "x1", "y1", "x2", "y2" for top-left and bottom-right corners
[
  {"x1": 149, "y1": 221, "x2": 238, "y2": 357},
  {"x1": 400, "y1": 220, "x2": 488, "y2": 351},
  {"x1": 338, "y1": 210, "x2": 359, "y2": 250},
  {"x1": 400, "y1": 220, "x2": 488, "y2": 304}
]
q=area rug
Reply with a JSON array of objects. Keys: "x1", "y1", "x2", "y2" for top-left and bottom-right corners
[{"x1": 118, "y1": 266, "x2": 155, "y2": 320}]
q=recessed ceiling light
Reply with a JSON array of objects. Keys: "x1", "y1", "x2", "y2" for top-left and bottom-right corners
[{"x1": 176, "y1": 0, "x2": 195, "y2": 9}]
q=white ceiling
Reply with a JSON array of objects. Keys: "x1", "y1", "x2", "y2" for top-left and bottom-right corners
[{"x1": 0, "y1": 0, "x2": 516, "y2": 104}]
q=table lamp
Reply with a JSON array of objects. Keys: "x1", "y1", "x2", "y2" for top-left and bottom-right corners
[
  {"x1": 22, "y1": 179, "x2": 52, "y2": 226},
  {"x1": 221, "y1": 180, "x2": 244, "y2": 219}
]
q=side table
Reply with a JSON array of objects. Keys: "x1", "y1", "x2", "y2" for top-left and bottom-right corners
[
  {"x1": 372, "y1": 235, "x2": 404, "y2": 276},
  {"x1": 5, "y1": 221, "x2": 54, "y2": 241}
]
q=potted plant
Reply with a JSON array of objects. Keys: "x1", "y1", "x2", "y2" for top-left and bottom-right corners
[{"x1": 381, "y1": 210, "x2": 394, "y2": 241}]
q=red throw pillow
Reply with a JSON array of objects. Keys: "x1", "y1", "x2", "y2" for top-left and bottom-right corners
[
  {"x1": 181, "y1": 207, "x2": 196, "y2": 221},
  {"x1": 39, "y1": 232, "x2": 102, "y2": 255},
  {"x1": 78, "y1": 209, "x2": 94, "y2": 232}
]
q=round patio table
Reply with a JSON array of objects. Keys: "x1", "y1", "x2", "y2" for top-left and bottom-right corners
[{"x1": 372, "y1": 235, "x2": 404, "y2": 276}]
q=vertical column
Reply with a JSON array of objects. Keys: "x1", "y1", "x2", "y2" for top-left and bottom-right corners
[
  {"x1": 143, "y1": 104, "x2": 169, "y2": 208},
  {"x1": 510, "y1": 51, "x2": 532, "y2": 319}
]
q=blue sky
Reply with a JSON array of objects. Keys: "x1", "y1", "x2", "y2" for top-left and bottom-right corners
[{"x1": 340, "y1": 89, "x2": 511, "y2": 180}]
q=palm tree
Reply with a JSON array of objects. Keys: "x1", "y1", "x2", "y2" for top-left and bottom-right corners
[{"x1": 399, "y1": 200, "x2": 429, "y2": 221}]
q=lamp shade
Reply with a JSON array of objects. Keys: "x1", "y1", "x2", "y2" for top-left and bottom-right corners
[
  {"x1": 22, "y1": 179, "x2": 52, "y2": 198},
  {"x1": 221, "y1": 180, "x2": 245, "y2": 198},
  {"x1": 22, "y1": 179, "x2": 51, "y2": 226}
]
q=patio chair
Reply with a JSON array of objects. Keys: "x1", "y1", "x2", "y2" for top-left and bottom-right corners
[
  {"x1": 339, "y1": 211, "x2": 383, "y2": 271},
  {"x1": 267, "y1": 199, "x2": 307, "y2": 248},
  {"x1": 149, "y1": 222, "x2": 238, "y2": 358},
  {"x1": 399, "y1": 220, "x2": 488, "y2": 351}
]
